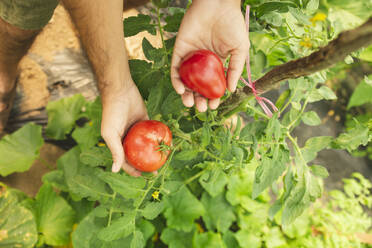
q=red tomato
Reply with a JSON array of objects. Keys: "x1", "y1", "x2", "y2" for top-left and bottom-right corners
[
  {"x1": 123, "y1": 120, "x2": 172, "y2": 172},
  {"x1": 179, "y1": 49, "x2": 227, "y2": 99}
]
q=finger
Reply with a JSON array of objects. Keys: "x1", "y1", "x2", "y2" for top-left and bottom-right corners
[
  {"x1": 171, "y1": 50, "x2": 186, "y2": 95},
  {"x1": 195, "y1": 94, "x2": 208, "y2": 112},
  {"x1": 122, "y1": 162, "x2": 141, "y2": 177},
  {"x1": 227, "y1": 47, "x2": 249, "y2": 92},
  {"x1": 209, "y1": 98, "x2": 220, "y2": 110},
  {"x1": 152, "y1": 170, "x2": 158, "y2": 176},
  {"x1": 182, "y1": 90, "x2": 194, "y2": 107},
  {"x1": 101, "y1": 130, "x2": 125, "y2": 173}
]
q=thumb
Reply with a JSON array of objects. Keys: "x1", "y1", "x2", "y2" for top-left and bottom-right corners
[{"x1": 226, "y1": 47, "x2": 249, "y2": 92}]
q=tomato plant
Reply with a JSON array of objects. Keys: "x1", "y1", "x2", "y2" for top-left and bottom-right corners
[
  {"x1": 0, "y1": 0, "x2": 372, "y2": 248},
  {"x1": 179, "y1": 49, "x2": 227, "y2": 99},
  {"x1": 124, "y1": 120, "x2": 172, "y2": 172}
]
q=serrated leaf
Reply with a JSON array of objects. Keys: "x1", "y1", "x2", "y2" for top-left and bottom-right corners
[
  {"x1": 252, "y1": 149, "x2": 289, "y2": 199},
  {"x1": 42, "y1": 170, "x2": 69, "y2": 191},
  {"x1": 0, "y1": 123, "x2": 43, "y2": 176},
  {"x1": 124, "y1": 14, "x2": 156, "y2": 37},
  {"x1": 265, "y1": 227, "x2": 286, "y2": 248},
  {"x1": 34, "y1": 184, "x2": 75, "y2": 246},
  {"x1": 142, "y1": 38, "x2": 165, "y2": 65},
  {"x1": 163, "y1": 186, "x2": 205, "y2": 232},
  {"x1": 129, "y1": 59, "x2": 163, "y2": 99},
  {"x1": 257, "y1": 1, "x2": 297, "y2": 17},
  {"x1": 199, "y1": 169, "x2": 228, "y2": 197},
  {"x1": 301, "y1": 136, "x2": 332, "y2": 162},
  {"x1": 193, "y1": 231, "x2": 226, "y2": 248},
  {"x1": 332, "y1": 121, "x2": 369, "y2": 152},
  {"x1": 302, "y1": 111, "x2": 321, "y2": 126},
  {"x1": 72, "y1": 122, "x2": 101, "y2": 151},
  {"x1": 161, "y1": 91, "x2": 184, "y2": 116},
  {"x1": 174, "y1": 150, "x2": 198, "y2": 160},
  {"x1": 201, "y1": 193, "x2": 236, "y2": 233},
  {"x1": 306, "y1": 0, "x2": 319, "y2": 11},
  {"x1": 164, "y1": 12, "x2": 184, "y2": 32},
  {"x1": 98, "y1": 172, "x2": 146, "y2": 199},
  {"x1": 347, "y1": 77, "x2": 372, "y2": 109},
  {"x1": 318, "y1": 86, "x2": 337, "y2": 100},
  {"x1": 142, "y1": 201, "x2": 165, "y2": 220},
  {"x1": 80, "y1": 146, "x2": 112, "y2": 167},
  {"x1": 201, "y1": 125, "x2": 211, "y2": 148},
  {"x1": 98, "y1": 212, "x2": 135, "y2": 242},
  {"x1": 58, "y1": 147, "x2": 110, "y2": 201},
  {"x1": 0, "y1": 188, "x2": 37, "y2": 248},
  {"x1": 310, "y1": 165, "x2": 329, "y2": 178},
  {"x1": 160, "y1": 228, "x2": 194, "y2": 248},
  {"x1": 131, "y1": 230, "x2": 145, "y2": 248},
  {"x1": 234, "y1": 230, "x2": 261, "y2": 248},
  {"x1": 281, "y1": 180, "x2": 311, "y2": 227},
  {"x1": 147, "y1": 79, "x2": 167, "y2": 119},
  {"x1": 45, "y1": 94, "x2": 86, "y2": 140}
]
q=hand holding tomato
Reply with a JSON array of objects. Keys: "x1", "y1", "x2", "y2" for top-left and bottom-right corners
[
  {"x1": 123, "y1": 120, "x2": 172, "y2": 172},
  {"x1": 101, "y1": 82, "x2": 148, "y2": 177},
  {"x1": 171, "y1": 0, "x2": 249, "y2": 112}
]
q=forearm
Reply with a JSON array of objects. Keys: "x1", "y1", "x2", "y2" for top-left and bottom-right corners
[{"x1": 62, "y1": 0, "x2": 131, "y2": 102}]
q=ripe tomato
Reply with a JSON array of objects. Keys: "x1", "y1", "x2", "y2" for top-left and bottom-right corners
[
  {"x1": 123, "y1": 120, "x2": 172, "y2": 172},
  {"x1": 179, "y1": 49, "x2": 227, "y2": 99}
]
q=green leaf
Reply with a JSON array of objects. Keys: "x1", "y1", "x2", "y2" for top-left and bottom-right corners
[
  {"x1": 199, "y1": 169, "x2": 228, "y2": 197},
  {"x1": 58, "y1": 147, "x2": 110, "y2": 201},
  {"x1": 257, "y1": 1, "x2": 297, "y2": 17},
  {"x1": 201, "y1": 125, "x2": 211, "y2": 148},
  {"x1": 306, "y1": 0, "x2": 319, "y2": 11},
  {"x1": 142, "y1": 38, "x2": 165, "y2": 65},
  {"x1": 282, "y1": 213, "x2": 310, "y2": 238},
  {"x1": 164, "y1": 11, "x2": 184, "y2": 32},
  {"x1": 129, "y1": 59, "x2": 163, "y2": 99},
  {"x1": 281, "y1": 179, "x2": 310, "y2": 227},
  {"x1": 98, "y1": 172, "x2": 146, "y2": 200},
  {"x1": 163, "y1": 186, "x2": 205, "y2": 232},
  {"x1": 347, "y1": 77, "x2": 372, "y2": 109},
  {"x1": 0, "y1": 187, "x2": 37, "y2": 248},
  {"x1": 45, "y1": 94, "x2": 86, "y2": 140},
  {"x1": 160, "y1": 228, "x2": 195, "y2": 248},
  {"x1": 201, "y1": 192, "x2": 236, "y2": 233},
  {"x1": 137, "y1": 219, "x2": 155, "y2": 242},
  {"x1": 234, "y1": 230, "x2": 261, "y2": 248},
  {"x1": 124, "y1": 14, "x2": 156, "y2": 37},
  {"x1": 80, "y1": 146, "x2": 112, "y2": 167},
  {"x1": 193, "y1": 232, "x2": 226, "y2": 248},
  {"x1": 301, "y1": 136, "x2": 332, "y2": 162},
  {"x1": 288, "y1": 7, "x2": 311, "y2": 25},
  {"x1": 0, "y1": 123, "x2": 43, "y2": 176},
  {"x1": 72, "y1": 122, "x2": 101, "y2": 151},
  {"x1": 98, "y1": 212, "x2": 135, "y2": 242},
  {"x1": 310, "y1": 165, "x2": 329, "y2": 178},
  {"x1": 359, "y1": 45, "x2": 372, "y2": 62},
  {"x1": 332, "y1": 121, "x2": 369, "y2": 152},
  {"x1": 161, "y1": 91, "x2": 184, "y2": 117},
  {"x1": 264, "y1": 226, "x2": 286, "y2": 248},
  {"x1": 302, "y1": 111, "x2": 321, "y2": 126},
  {"x1": 42, "y1": 170, "x2": 69, "y2": 191},
  {"x1": 174, "y1": 150, "x2": 199, "y2": 160},
  {"x1": 223, "y1": 231, "x2": 239, "y2": 248},
  {"x1": 252, "y1": 149, "x2": 289, "y2": 199},
  {"x1": 146, "y1": 78, "x2": 171, "y2": 119},
  {"x1": 131, "y1": 230, "x2": 145, "y2": 248},
  {"x1": 142, "y1": 201, "x2": 165, "y2": 220},
  {"x1": 34, "y1": 184, "x2": 75, "y2": 246},
  {"x1": 317, "y1": 86, "x2": 337, "y2": 100}
]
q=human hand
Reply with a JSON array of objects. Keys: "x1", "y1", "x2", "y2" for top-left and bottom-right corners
[
  {"x1": 101, "y1": 81, "x2": 148, "y2": 177},
  {"x1": 171, "y1": 0, "x2": 249, "y2": 112}
]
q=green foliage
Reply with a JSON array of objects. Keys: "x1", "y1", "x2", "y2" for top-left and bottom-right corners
[
  {"x1": 0, "y1": 184, "x2": 37, "y2": 248},
  {"x1": 1, "y1": 1, "x2": 371, "y2": 247},
  {"x1": 0, "y1": 123, "x2": 43, "y2": 176},
  {"x1": 347, "y1": 75, "x2": 372, "y2": 109}
]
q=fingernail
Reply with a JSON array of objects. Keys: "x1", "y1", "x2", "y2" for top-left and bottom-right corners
[{"x1": 112, "y1": 163, "x2": 121, "y2": 173}]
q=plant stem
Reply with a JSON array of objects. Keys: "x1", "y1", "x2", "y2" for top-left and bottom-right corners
[
  {"x1": 107, "y1": 192, "x2": 117, "y2": 227},
  {"x1": 156, "y1": 7, "x2": 168, "y2": 64},
  {"x1": 184, "y1": 169, "x2": 206, "y2": 185}
]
